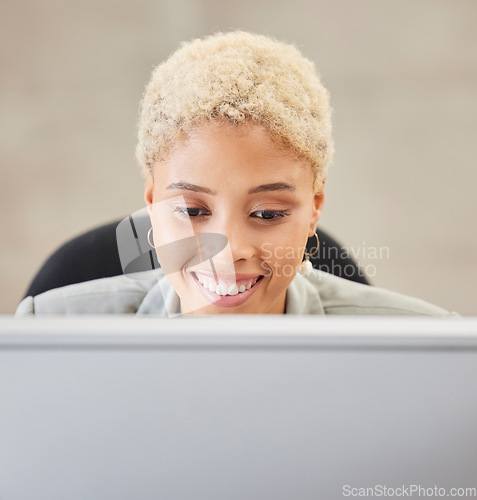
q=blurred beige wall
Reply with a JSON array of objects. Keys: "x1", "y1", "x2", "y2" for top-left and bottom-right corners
[{"x1": 1, "y1": 0, "x2": 476, "y2": 314}]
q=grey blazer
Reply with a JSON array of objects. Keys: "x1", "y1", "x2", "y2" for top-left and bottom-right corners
[{"x1": 15, "y1": 269, "x2": 456, "y2": 317}]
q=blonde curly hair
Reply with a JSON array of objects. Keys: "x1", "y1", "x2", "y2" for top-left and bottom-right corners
[{"x1": 136, "y1": 31, "x2": 333, "y2": 192}]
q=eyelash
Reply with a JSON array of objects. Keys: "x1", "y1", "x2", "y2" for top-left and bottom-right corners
[{"x1": 173, "y1": 207, "x2": 291, "y2": 222}]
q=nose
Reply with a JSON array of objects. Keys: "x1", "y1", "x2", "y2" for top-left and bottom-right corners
[{"x1": 203, "y1": 216, "x2": 256, "y2": 264}]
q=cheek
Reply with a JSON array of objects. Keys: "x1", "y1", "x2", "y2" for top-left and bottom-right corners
[
  {"x1": 150, "y1": 220, "x2": 200, "y2": 278},
  {"x1": 258, "y1": 226, "x2": 308, "y2": 278}
]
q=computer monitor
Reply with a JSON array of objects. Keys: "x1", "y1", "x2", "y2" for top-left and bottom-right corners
[{"x1": 1, "y1": 316, "x2": 476, "y2": 500}]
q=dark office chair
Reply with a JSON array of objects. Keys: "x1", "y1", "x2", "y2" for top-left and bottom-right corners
[{"x1": 24, "y1": 217, "x2": 370, "y2": 298}]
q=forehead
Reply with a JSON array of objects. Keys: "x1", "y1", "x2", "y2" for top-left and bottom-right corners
[{"x1": 154, "y1": 122, "x2": 314, "y2": 189}]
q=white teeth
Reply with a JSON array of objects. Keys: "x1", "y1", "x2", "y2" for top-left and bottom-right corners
[{"x1": 194, "y1": 274, "x2": 261, "y2": 296}]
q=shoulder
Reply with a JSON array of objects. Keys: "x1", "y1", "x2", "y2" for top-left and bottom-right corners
[
  {"x1": 15, "y1": 270, "x2": 164, "y2": 316},
  {"x1": 307, "y1": 270, "x2": 455, "y2": 317}
]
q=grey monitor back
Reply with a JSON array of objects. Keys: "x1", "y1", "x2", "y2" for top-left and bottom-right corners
[{"x1": 1, "y1": 316, "x2": 476, "y2": 500}]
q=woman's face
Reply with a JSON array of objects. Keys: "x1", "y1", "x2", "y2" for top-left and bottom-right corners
[{"x1": 144, "y1": 123, "x2": 324, "y2": 315}]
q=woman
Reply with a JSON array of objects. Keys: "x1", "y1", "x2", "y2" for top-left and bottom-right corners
[{"x1": 16, "y1": 31, "x2": 455, "y2": 317}]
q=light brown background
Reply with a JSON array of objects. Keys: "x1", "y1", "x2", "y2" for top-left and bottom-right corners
[{"x1": 1, "y1": 0, "x2": 476, "y2": 314}]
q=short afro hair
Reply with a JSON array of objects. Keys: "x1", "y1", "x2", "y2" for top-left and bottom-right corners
[{"x1": 136, "y1": 30, "x2": 333, "y2": 192}]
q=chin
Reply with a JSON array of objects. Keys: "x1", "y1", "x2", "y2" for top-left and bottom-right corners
[{"x1": 183, "y1": 300, "x2": 263, "y2": 315}]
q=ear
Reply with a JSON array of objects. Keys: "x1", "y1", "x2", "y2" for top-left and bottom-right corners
[
  {"x1": 308, "y1": 186, "x2": 326, "y2": 238},
  {"x1": 144, "y1": 175, "x2": 154, "y2": 217}
]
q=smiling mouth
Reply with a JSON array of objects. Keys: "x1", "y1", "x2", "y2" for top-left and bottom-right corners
[{"x1": 191, "y1": 272, "x2": 264, "y2": 296}]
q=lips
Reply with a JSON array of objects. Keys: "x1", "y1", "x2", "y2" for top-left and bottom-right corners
[{"x1": 186, "y1": 269, "x2": 265, "y2": 309}]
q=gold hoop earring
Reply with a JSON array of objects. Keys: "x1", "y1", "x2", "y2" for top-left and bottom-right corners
[
  {"x1": 147, "y1": 227, "x2": 155, "y2": 249},
  {"x1": 299, "y1": 232, "x2": 319, "y2": 277},
  {"x1": 304, "y1": 231, "x2": 319, "y2": 259}
]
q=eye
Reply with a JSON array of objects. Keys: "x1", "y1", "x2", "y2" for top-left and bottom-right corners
[
  {"x1": 251, "y1": 210, "x2": 291, "y2": 221},
  {"x1": 173, "y1": 206, "x2": 210, "y2": 219}
]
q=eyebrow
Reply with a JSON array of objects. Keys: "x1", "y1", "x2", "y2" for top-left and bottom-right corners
[
  {"x1": 248, "y1": 183, "x2": 296, "y2": 194},
  {"x1": 166, "y1": 182, "x2": 217, "y2": 195},
  {"x1": 166, "y1": 181, "x2": 296, "y2": 195}
]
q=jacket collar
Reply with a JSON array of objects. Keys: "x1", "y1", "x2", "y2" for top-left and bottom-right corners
[{"x1": 285, "y1": 272, "x2": 325, "y2": 315}]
